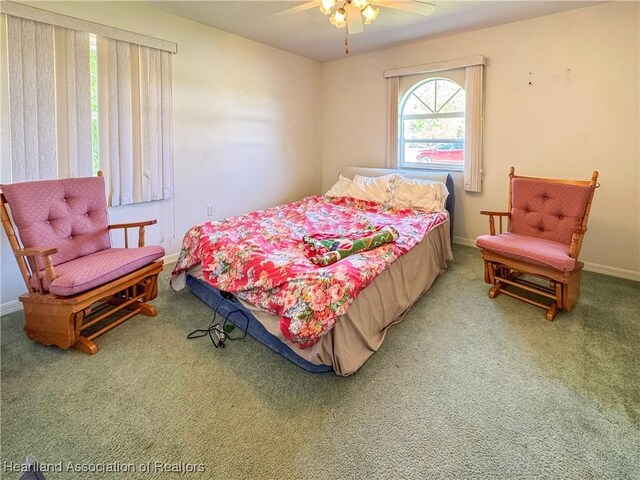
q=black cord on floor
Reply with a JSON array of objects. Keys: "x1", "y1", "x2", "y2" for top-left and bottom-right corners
[{"x1": 186, "y1": 292, "x2": 249, "y2": 349}]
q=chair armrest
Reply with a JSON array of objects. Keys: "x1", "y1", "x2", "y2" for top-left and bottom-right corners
[
  {"x1": 480, "y1": 211, "x2": 511, "y2": 217},
  {"x1": 108, "y1": 220, "x2": 157, "y2": 230},
  {"x1": 108, "y1": 220, "x2": 157, "y2": 248},
  {"x1": 480, "y1": 211, "x2": 510, "y2": 236},
  {"x1": 15, "y1": 247, "x2": 58, "y2": 257},
  {"x1": 15, "y1": 247, "x2": 58, "y2": 291}
]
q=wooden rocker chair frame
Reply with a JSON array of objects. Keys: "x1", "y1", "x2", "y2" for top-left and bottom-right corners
[
  {"x1": 479, "y1": 167, "x2": 599, "y2": 321},
  {"x1": 0, "y1": 176, "x2": 163, "y2": 355}
]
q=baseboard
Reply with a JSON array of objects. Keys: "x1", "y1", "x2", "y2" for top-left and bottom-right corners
[
  {"x1": 453, "y1": 236, "x2": 477, "y2": 248},
  {"x1": 1, "y1": 251, "x2": 182, "y2": 317},
  {"x1": 163, "y1": 251, "x2": 179, "y2": 265},
  {"x1": 580, "y1": 261, "x2": 640, "y2": 281},
  {"x1": 452, "y1": 236, "x2": 640, "y2": 282},
  {"x1": 0, "y1": 299, "x2": 22, "y2": 315}
]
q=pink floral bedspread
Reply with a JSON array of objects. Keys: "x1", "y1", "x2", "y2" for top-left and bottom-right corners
[{"x1": 171, "y1": 195, "x2": 447, "y2": 348}]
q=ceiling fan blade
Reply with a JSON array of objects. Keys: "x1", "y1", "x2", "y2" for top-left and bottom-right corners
[
  {"x1": 347, "y1": 5, "x2": 364, "y2": 34},
  {"x1": 275, "y1": 1, "x2": 319, "y2": 17},
  {"x1": 376, "y1": 0, "x2": 436, "y2": 17}
]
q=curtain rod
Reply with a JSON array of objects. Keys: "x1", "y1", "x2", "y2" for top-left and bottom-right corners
[{"x1": 0, "y1": 1, "x2": 178, "y2": 54}]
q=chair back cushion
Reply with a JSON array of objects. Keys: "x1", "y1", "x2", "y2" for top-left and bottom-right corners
[
  {"x1": 2, "y1": 177, "x2": 110, "y2": 266},
  {"x1": 510, "y1": 178, "x2": 593, "y2": 245}
]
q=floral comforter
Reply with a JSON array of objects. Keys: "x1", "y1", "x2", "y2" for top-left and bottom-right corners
[{"x1": 171, "y1": 195, "x2": 447, "y2": 348}]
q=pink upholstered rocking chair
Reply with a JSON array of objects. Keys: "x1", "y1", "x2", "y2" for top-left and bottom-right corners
[
  {"x1": 0, "y1": 173, "x2": 164, "y2": 354},
  {"x1": 475, "y1": 167, "x2": 599, "y2": 321}
]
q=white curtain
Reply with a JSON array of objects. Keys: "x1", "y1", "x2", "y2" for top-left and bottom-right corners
[
  {"x1": 6, "y1": 16, "x2": 93, "y2": 182},
  {"x1": 98, "y1": 36, "x2": 173, "y2": 207},
  {"x1": 4, "y1": 5, "x2": 174, "y2": 196},
  {"x1": 54, "y1": 27, "x2": 92, "y2": 178},
  {"x1": 138, "y1": 45, "x2": 173, "y2": 202},
  {"x1": 97, "y1": 37, "x2": 133, "y2": 206},
  {"x1": 386, "y1": 76, "x2": 399, "y2": 168},
  {"x1": 7, "y1": 15, "x2": 56, "y2": 182},
  {"x1": 463, "y1": 64, "x2": 484, "y2": 192}
]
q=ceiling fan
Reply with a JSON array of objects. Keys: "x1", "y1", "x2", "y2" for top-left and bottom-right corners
[{"x1": 276, "y1": 0, "x2": 437, "y2": 53}]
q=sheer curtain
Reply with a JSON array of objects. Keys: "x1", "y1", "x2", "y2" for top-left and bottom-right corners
[
  {"x1": 6, "y1": 16, "x2": 56, "y2": 182},
  {"x1": 54, "y1": 27, "x2": 92, "y2": 178},
  {"x1": 97, "y1": 37, "x2": 133, "y2": 206},
  {"x1": 98, "y1": 37, "x2": 173, "y2": 206},
  {"x1": 386, "y1": 76, "x2": 399, "y2": 168},
  {"x1": 138, "y1": 45, "x2": 173, "y2": 202},
  {"x1": 6, "y1": 15, "x2": 92, "y2": 182},
  {"x1": 463, "y1": 64, "x2": 484, "y2": 193}
]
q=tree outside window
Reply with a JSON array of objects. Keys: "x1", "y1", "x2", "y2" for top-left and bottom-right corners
[{"x1": 399, "y1": 78, "x2": 465, "y2": 170}]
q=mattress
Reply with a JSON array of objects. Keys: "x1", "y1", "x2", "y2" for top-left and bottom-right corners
[{"x1": 186, "y1": 219, "x2": 452, "y2": 376}]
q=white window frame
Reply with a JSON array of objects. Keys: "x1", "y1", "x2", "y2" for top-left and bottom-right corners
[
  {"x1": 384, "y1": 56, "x2": 485, "y2": 192},
  {"x1": 398, "y1": 77, "x2": 465, "y2": 172}
]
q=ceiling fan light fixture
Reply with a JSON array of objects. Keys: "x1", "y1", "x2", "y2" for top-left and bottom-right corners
[
  {"x1": 275, "y1": 0, "x2": 437, "y2": 55},
  {"x1": 319, "y1": 0, "x2": 336, "y2": 15},
  {"x1": 362, "y1": 4, "x2": 379, "y2": 24},
  {"x1": 330, "y1": 7, "x2": 347, "y2": 27}
]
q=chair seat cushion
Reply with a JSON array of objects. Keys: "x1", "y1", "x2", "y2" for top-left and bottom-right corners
[
  {"x1": 475, "y1": 232, "x2": 577, "y2": 272},
  {"x1": 32, "y1": 246, "x2": 165, "y2": 296}
]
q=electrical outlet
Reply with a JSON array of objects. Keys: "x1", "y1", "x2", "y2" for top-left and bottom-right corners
[{"x1": 207, "y1": 204, "x2": 215, "y2": 217}]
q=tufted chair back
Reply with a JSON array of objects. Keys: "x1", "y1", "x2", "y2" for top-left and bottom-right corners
[
  {"x1": 2, "y1": 177, "x2": 110, "y2": 267},
  {"x1": 509, "y1": 178, "x2": 593, "y2": 245}
]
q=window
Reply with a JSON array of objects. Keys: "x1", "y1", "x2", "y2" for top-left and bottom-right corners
[
  {"x1": 399, "y1": 78, "x2": 465, "y2": 171},
  {"x1": 1, "y1": 3, "x2": 176, "y2": 203},
  {"x1": 385, "y1": 56, "x2": 484, "y2": 191}
]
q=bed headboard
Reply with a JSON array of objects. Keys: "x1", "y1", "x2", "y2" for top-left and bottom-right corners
[{"x1": 338, "y1": 166, "x2": 456, "y2": 242}]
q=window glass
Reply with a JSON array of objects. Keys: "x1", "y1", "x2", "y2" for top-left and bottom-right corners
[{"x1": 399, "y1": 78, "x2": 465, "y2": 170}]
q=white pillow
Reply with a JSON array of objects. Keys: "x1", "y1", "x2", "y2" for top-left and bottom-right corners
[
  {"x1": 394, "y1": 177, "x2": 449, "y2": 212},
  {"x1": 325, "y1": 175, "x2": 353, "y2": 197},
  {"x1": 344, "y1": 174, "x2": 402, "y2": 207}
]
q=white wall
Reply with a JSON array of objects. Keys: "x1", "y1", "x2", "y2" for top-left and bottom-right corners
[
  {"x1": 322, "y1": 2, "x2": 640, "y2": 279},
  {"x1": 0, "y1": 1, "x2": 322, "y2": 306}
]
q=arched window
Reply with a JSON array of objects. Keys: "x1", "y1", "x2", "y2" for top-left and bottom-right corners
[{"x1": 399, "y1": 78, "x2": 465, "y2": 169}]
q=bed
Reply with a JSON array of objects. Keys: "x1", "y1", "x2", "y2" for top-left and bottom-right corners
[{"x1": 172, "y1": 167, "x2": 455, "y2": 376}]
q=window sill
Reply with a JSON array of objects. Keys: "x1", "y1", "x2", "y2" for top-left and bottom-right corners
[{"x1": 399, "y1": 164, "x2": 463, "y2": 173}]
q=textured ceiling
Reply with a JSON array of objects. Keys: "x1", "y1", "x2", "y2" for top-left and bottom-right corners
[{"x1": 147, "y1": 1, "x2": 601, "y2": 62}]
